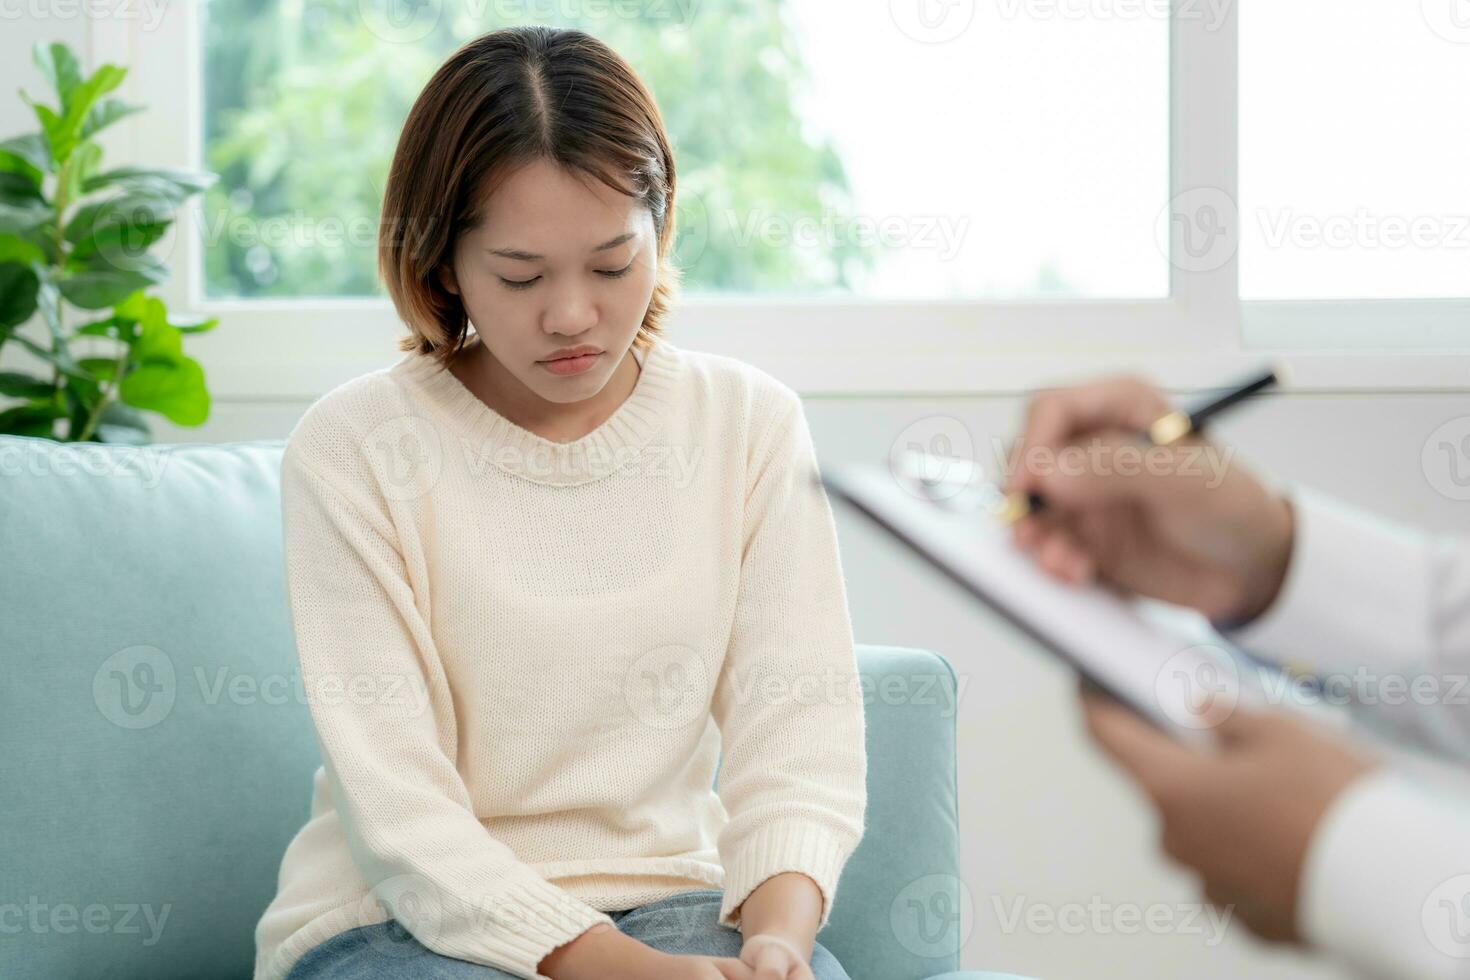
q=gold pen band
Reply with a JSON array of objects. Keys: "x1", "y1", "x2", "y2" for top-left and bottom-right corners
[
  {"x1": 995, "y1": 493, "x2": 1034, "y2": 525},
  {"x1": 1147, "y1": 409, "x2": 1192, "y2": 446}
]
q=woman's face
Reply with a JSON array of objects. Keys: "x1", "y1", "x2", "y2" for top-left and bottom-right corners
[{"x1": 442, "y1": 157, "x2": 659, "y2": 406}]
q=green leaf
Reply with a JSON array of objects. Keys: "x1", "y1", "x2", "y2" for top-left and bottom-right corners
[
  {"x1": 58, "y1": 253, "x2": 168, "y2": 309},
  {"x1": 13, "y1": 226, "x2": 58, "y2": 266},
  {"x1": 61, "y1": 64, "x2": 127, "y2": 127},
  {"x1": 35, "y1": 278, "x2": 62, "y2": 346},
  {"x1": 10, "y1": 332, "x2": 90, "y2": 380},
  {"x1": 77, "y1": 357, "x2": 120, "y2": 381},
  {"x1": 34, "y1": 42, "x2": 84, "y2": 109},
  {"x1": 24, "y1": 63, "x2": 126, "y2": 166},
  {"x1": 68, "y1": 215, "x2": 170, "y2": 265},
  {"x1": 0, "y1": 234, "x2": 46, "y2": 267},
  {"x1": 0, "y1": 262, "x2": 40, "y2": 329},
  {"x1": 0, "y1": 371, "x2": 53, "y2": 398},
  {"x1": 113, "y1": 289, "x2": 156, "y2": 323},
  {"x1": 64, "y1": 189, "x2": 178, "y2": 246},
  {"x1": 120, "y1": 355, "x2": 209, "y2": 426},
  {"x1": 122, "y1": 293, "x2": 183, "y2": 363},
  {"x1": 73, "y1": 314, "x2": 132, "y2": 342},
  {"x1": 0, "y1": 201, "x2": 55, "y2": 266},
  {"x1": 0, "y1": 172, "x2": 45, "y2": 207},
  {"x1": 60, "y1": 140, "x2": 103, "y2": 204},
  {"x1": 0, "y1": 135, "x2": 47, "y2": 199},
  {"x1": 22, "y1": 94, "x2": 68, "y2": 166},
  {"x1": 0, "y1": 403, "x2": 64, "y2": 438},
  {"x1": 62, "y1": 370, "x2": 100, "y2": 432},
  {"x1": 80, "y1": 99, "x2": 144, "y2": 140},
  {"x1": 0, "y1": 200, "x2": 51, "y2": 236},
  {"x1": 81, "y1": 166, "x2": 217, "y2": 199},
  {"x1": 35, "y1": 279, "x2": 62, "y2": 348},
  {"x1": 0, "y1": 134, "x2": 51, "y2": 179},
  {"x1": 171, "y1": 313, "x2": 219, "y2": 334},
  {"x1": 81, "y1": 297, "x2": 213, "y2": 341}
]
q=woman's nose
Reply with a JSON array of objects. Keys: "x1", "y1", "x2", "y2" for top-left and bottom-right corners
[{"x1": 541, "y1": 281, "x2": 598, "y2": 336}]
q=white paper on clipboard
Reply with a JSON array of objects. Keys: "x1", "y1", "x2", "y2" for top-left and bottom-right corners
[{"x1": 820, "y1": 458, "x2": 1275, "y2": 744}]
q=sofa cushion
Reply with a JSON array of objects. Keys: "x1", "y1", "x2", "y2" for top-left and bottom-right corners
[{"x1": 2, "y1": 436, "x2": 321, "y2": 979}]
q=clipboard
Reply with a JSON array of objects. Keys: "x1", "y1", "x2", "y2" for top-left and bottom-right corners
[{"x1": 820, "y1": 454, "x2": 1272, "y2": 744}]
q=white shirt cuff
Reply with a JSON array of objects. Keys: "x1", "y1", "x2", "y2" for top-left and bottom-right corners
[
  {"x1": 1301, "y1": 770, "x2": 1470, "y2": 980},
  {"x1": 1223, "y1": 486, "x2": 1434, "y2": 677}
]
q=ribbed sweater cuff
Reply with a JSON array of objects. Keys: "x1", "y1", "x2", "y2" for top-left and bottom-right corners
[
  {"x1": 446, "y1": 871, "x2": 615, "y2": 980},
  {"x1": 718, "y1": 821, "x2": 852, "y2": 933}
]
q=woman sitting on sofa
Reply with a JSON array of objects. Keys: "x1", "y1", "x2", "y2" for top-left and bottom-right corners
[{"x1": 252, "y1": 24, "x2": 867, "y2": 980}]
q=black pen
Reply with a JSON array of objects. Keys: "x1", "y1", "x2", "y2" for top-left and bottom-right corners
[{"x1": 997, "y1": 365, "x2": 1283, "y2": 525}]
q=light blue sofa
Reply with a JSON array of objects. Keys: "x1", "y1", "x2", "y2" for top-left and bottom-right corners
[{"x1": 0, "y1": 434, "x2": 1015, "y2": 980}]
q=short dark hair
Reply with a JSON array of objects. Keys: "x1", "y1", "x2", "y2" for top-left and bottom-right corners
[{"x1": 379, "y1": 26, "x2": 681, "y2": 364}]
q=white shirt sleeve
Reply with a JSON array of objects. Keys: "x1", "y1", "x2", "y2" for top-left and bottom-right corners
[
  {"x1": 1300, "y1": 770, "x2": 1470, "y2": 980},
  {"x1": 1219, "y1": 487, "x2": 1470, "y2": 979},
  {"x1": 1223, "y1": 486, "x2": 1470, "y2": 761}
]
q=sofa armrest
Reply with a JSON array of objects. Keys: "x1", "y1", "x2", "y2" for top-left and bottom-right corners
[{"x1": 821, "y1": 644, "x2": 965, "y2": 980}]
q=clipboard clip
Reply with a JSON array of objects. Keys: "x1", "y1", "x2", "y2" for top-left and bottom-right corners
[{"x1": 892, "y1": 450, "x2": 1011, "y2": 518}]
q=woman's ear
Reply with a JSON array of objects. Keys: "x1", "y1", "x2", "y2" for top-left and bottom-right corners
[{"x1": 438, "y1": 263, "x2": 460, "y2": 297}]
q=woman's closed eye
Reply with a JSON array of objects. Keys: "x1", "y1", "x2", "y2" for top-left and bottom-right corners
[{"x1": 498, "y1": 262, "x2": 635, "y2": 290}]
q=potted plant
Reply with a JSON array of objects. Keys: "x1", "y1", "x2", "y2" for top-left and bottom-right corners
[{"x1": 0, "y1": 41, "x2": 218, "y2": 443}]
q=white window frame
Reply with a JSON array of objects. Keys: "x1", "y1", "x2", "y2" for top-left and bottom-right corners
[{"x1": 85, "y1": 2, "x2": 1470, "y2": 400}]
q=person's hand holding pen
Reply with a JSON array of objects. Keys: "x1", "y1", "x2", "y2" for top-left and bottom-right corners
[
  {"x1": 1002, "y1": 373, "x2": 1296, "y2": 625},
  {"x1": 1004, "y1": 373, "x2": 1376, "y2": 946}
]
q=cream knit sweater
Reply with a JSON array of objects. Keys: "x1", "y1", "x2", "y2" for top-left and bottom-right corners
[{"x1": 253, "y1": 337, "x2": 868, "y2": 980}]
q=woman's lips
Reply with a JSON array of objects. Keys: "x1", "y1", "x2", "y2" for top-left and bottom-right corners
[{"x1": 539, "y1": 352, "x2": 602, "y2": 376}]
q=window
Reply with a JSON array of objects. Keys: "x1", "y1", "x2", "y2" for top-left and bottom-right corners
[
  {"x1": 198, "y1": 0, "x2": 1169, "y2": 300},
  {"x1": 1240, "y1": 1, "x2": 1470, "y2": 302},
  {"x1": 88, "y1": 2, "x2": 1470, "y2": 393}
]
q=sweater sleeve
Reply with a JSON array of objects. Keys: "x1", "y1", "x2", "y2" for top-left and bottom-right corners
[
  {"x1": 709, "y1": 388, "x2": 868, "y2": 933},
  {"x1": 278, "y1": 443, "x2": 614, "y2": 980}
]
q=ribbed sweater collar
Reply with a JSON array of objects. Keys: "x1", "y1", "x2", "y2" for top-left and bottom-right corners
[{"x1": 390, "y1": 338, "x2": 680, "y2": 487}]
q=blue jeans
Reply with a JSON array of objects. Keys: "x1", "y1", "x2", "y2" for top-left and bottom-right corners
[{"x1": 284, "y1": 888, "x2": 852, "y2": 979}]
